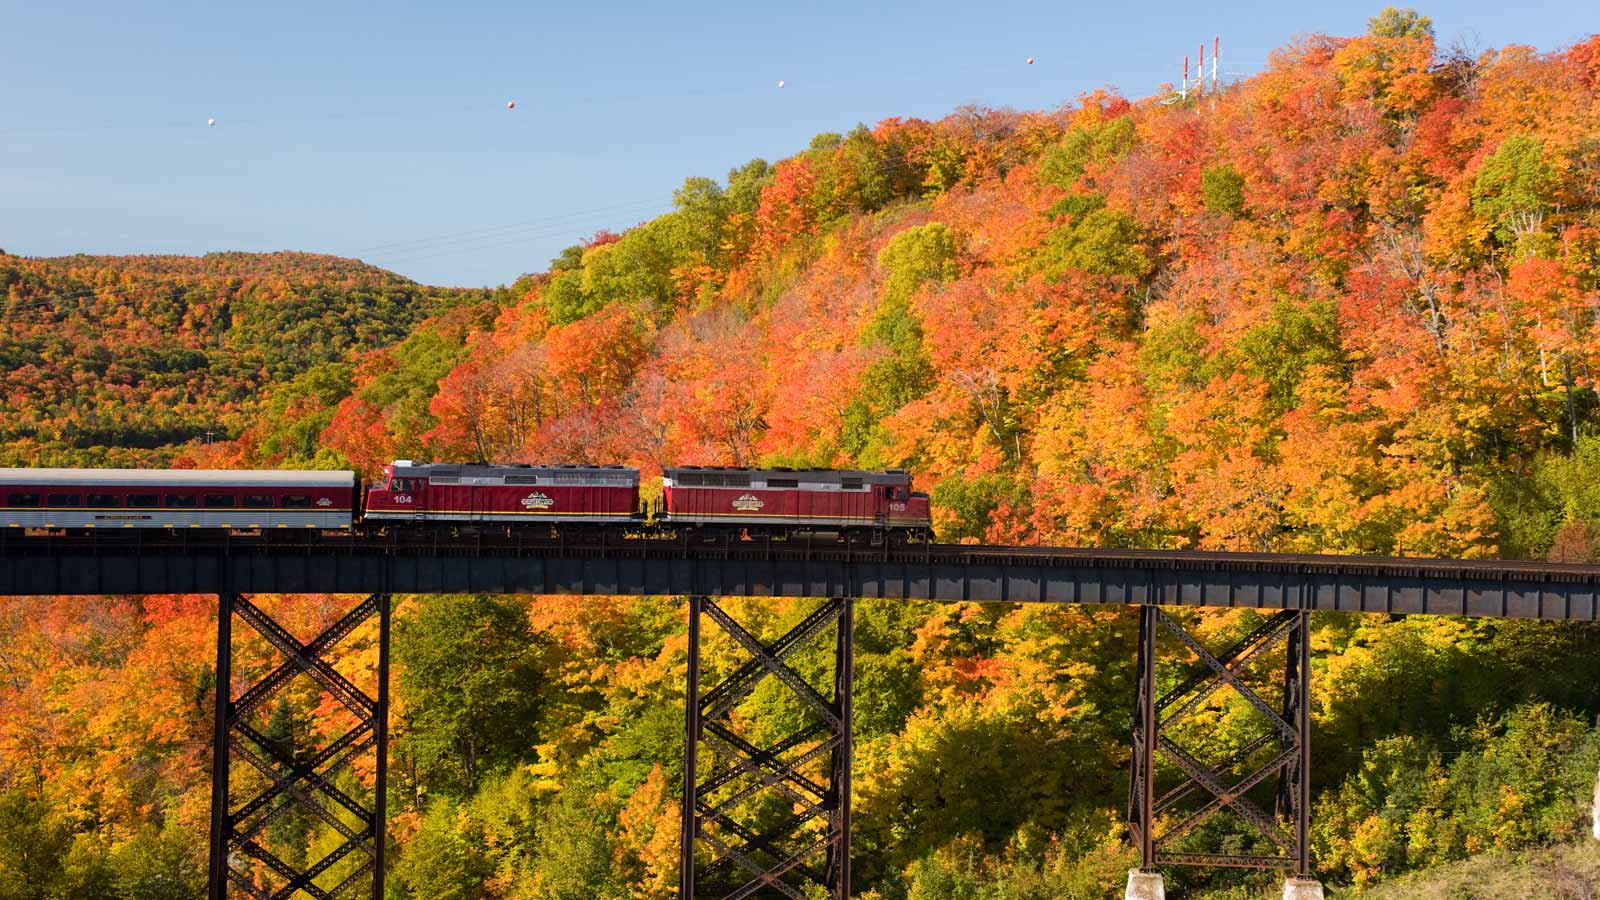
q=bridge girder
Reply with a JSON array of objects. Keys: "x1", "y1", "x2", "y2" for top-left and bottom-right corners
[
  {"x1": 208, "y1": 592, "x2": 391, "y2": 900},
  {"x1": 681, "y1": 596, "x2": 853, "y2": 900},
  {"x1": 1129, "y1": 606, "x2": 1313, "y2": 877},
  {"x1": 6, "y1": 531, "x2": 1600, "y2": 621}
]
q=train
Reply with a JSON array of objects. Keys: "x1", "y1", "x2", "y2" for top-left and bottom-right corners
[{"x1": 0, "y1": 460, "x2": 934, "y2": 542}]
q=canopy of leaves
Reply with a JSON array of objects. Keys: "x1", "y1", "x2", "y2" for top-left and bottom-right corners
[
  {"x1": 0, "y1": 251, "x2": 487, "y2": 466},
  {"x1": 6, "y1": 13, "x2": 1600, "y2": 900}
]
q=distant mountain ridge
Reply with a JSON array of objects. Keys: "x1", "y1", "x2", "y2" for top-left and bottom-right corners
[
  {"x1": 6, "y1": 249, "x2": 418, "y2": 285},
  {"x1": 0, "y1": 249, "x2": 500, "y2": 466}
]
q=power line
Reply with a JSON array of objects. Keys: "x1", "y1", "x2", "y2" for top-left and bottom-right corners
[
  {"x1": 5, "y1": 107, "x2": 1150, "y2": 325},
  {"x1": 348, "y1": 198, "x2": 664, "y2": 256},
  {"x1": 354, "y1": 149, "x2": 944, "y2": 268},
  {"x1": 1, "y1": 145, "x2": 945, "y2": 323}
]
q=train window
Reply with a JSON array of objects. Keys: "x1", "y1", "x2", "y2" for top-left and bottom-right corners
[
  {"x1": 243, "y1": 495, "x2": 274, "y2": 509},
  {"x1": 6, "y1": 493, "x2": 40, "y2": 508},
  {"x1": 88, "y1": 493, "x2": 119, "y2": 507},
  {"x1": 281, "y1": 495, "x2": 313, "y2": 509},
  {"x1": 165, "y1": 494, "x2": 198, "y2": 509},
  {"x1": 505, "y1": 475, "x2": 539, "y2": 485},
  {"x1": 48, "y1": 493, "x2": 81, "y2": 507},
  {"x1": 204, "y1": 494, "x2": 236, "y2": 508},
  {"x1": 767, "y1": 478, "x2": 798, "y2": 488},
  {"x1": 127, "y1": 494, "x2": 159, "y2": 508},
  {"x1": 841, "y1": 478, "x2": 863, "y2": 490}
]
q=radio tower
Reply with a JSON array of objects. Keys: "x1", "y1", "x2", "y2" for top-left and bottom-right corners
[{"x1": 1173, "y1": 37, "x2": 1221, "y2": 105}]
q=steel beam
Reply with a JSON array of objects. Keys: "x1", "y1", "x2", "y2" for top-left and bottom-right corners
[
  {"x1": 373, "y1": 594, "x2": 391, "y2": 898},
  {"x1": 681, "y1": 595, "x2": 702, "y2": 900},
  {"x1": 209, "y1": 591, "x2": 235, "y2": 900},
  {"x1": 1128, "y1": 606, "x2": 1313, "y2": 876},
  {"x1": 7, "y1": 532, "x2": 1600, "y2": 621},
  {"x1": 207, "y1": 594, "x2": 392, "y2": 899},
  {"x1": 1128, "y1": 603, "x2": 1157, "y2": 871},
  {"x1": 681, "y1": 597, "x2": 853, "y2": 900}
]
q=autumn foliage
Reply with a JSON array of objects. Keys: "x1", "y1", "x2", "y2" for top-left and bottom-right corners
[{"x1": 5, "y1": 11, "x2": 1600, "y2": 897}]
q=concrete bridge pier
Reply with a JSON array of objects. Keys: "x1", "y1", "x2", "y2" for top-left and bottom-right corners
[
  {"x1": 1124, "y1": 870, "x2": 1324, "y2": 899},
  {"x1": 1282, "y1": 877, "x2": 1325, "y2": 899},
  {"x1": 1124, "y1": 869, "x2": 1165, "y2": 899}
]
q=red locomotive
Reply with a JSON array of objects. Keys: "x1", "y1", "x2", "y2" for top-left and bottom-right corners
[
  {"x1": 661, "y1": 466, "x2": 930, "y2": 540},
  {"x1": 365, "y1": 461, "x2": 640, "y2": 524},
  {"x1": 0, "y1": 461, "x2": 934, "y2": 542}
]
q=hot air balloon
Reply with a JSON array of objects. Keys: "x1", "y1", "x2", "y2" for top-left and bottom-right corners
[
  {"x1": 207, "y1": 117, "x2": 216, "y2": 126},
  {"x1": 507, "y1": 100, "x2": 516, "y2": 109},
  {"x1": 1027, "y1": 57, "x2": 1034, "y2": 65}
]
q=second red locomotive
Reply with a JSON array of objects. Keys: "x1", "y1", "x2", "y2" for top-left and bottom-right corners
[{"x1": 662, "y1": 466, "x2": 930, "y2": 539}]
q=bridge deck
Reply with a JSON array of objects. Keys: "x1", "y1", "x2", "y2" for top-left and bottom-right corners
[{"x1": 3, "y1": 532, "x2": 1598, "y2": 620}]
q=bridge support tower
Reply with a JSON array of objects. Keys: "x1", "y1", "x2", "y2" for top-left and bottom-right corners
[
  {"x1": 208, "y1": 593, "x2": 392, "y2": 900},
  {"x1": 680, "y1": 596, "x2": 854, "y2": 900},
  {"x1": 1128, "y1": 605, "x2": 1322, "y2": 897}
]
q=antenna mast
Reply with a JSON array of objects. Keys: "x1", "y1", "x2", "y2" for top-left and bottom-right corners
[{"x1": 1171, "y1": 37, "x2": 1221, "y2": 105}]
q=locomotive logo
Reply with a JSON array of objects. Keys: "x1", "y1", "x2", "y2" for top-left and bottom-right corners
[
  {"x1": 732, "y1": 493, "x2": 764, "y2": 511},
  {"x1": 520, "y1": 491, "x2": 555, "y2": 510},
  {"x1": 316, "y1": 498, "x2": 333, "y2": 507}
]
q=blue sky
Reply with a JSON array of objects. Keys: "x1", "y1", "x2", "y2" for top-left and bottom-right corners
[{"x1": 1, "y1": 1, "x2": 1593, "y2": 287}]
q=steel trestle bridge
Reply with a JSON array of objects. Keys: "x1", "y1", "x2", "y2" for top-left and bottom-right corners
[{"x1": 5, "y1": 530, "x2": 1600, "y2": 899}]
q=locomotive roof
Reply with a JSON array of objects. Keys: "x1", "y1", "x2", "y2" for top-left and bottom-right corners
[
  {"x1": 390, "y1": 461, "x2": 639, "y2": 482},
  {"x1": 0, "y1": 468, "x2": 354, "y2": 488},
  {"x1": 663, "y1": 466, "x2": 913, "y2": 485}
]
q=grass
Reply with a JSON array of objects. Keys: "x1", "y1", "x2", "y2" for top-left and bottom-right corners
[
  {"x1": 1184, "y1": 841, "x2": 1600, "y2": 899},
  {"x1": 1347, "y1": 840, "x2": 1600, "y2": 899}
]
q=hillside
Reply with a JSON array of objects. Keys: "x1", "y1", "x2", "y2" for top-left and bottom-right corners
[
  {"x1": 0, "y1": 251, "x2": 504, "y2": 467},
  {"x1": 3, "y1": 9, "x2": 1600, "y2": 900},
  {"x1": 302, "y1": 20, "x2": 1600, "y2": 562}
]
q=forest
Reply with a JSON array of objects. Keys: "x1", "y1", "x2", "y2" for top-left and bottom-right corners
[
  {"x1": 0, "y1": 251, "x2": 510, "y2": 468},
  {"x1": 4, "y1": 8, "x2": 1600, "y2": 897}
]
